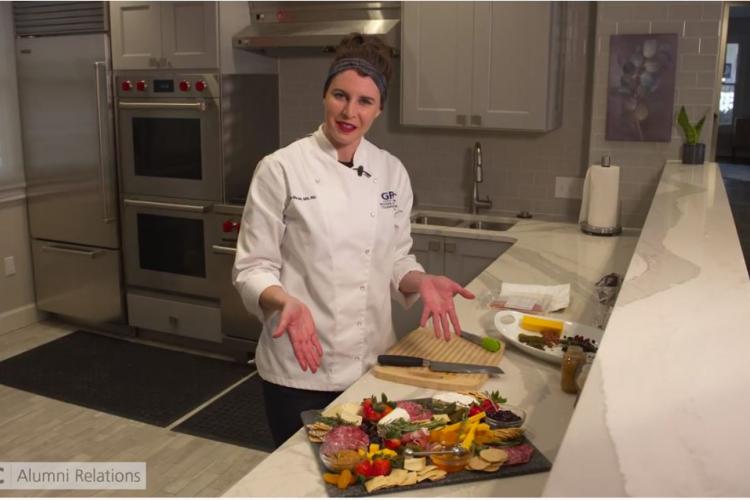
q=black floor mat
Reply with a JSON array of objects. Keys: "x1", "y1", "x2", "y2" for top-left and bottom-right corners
[
  {"x1": 173, "y1": 376, "x2": 275, "y2": 452},
  {"x1": 0, "y1": 331, "x2": 252, "y2": 427}
]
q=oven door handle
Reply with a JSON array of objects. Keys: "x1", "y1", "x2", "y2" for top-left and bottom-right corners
[
  {"x1": 118, "y1": 101, "x2": 207, "y2": 112},
  {"x1": 211, "y1": 245, "x2": 237, "y2": 256},
  {"x1": 123, "y1": 198, "x2": 211, "y2": 213}
]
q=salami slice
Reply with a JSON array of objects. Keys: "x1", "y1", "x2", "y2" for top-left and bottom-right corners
[
  {"x1": 504, "y1": 443, "x2": 534, "y2": 465},
  {"x1": 320, "y1": 425, "x2": 369, "y2": 455},
  {"x1": 396, "y1": 401, "x2": 433, "y2": 421}
]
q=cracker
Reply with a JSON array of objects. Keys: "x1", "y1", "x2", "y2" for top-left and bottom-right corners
[
  {"x1": 401, "y1": 471, "x2": 418, "y2": 486},
  {"x1": 404, "y1": 457, "x2": 426, "y2": 472},
  {"x1": 426, "y1": 469, "x2": 447, "y2": 481},
  {"x1": 364, "y1": 476, "x2": 389, "y2": 493},
  {"x1": 388, "y1": 469, "x2": 408, "y2": 486},
  {"x1": 468, "y1": 456, "x2": 490, "y2": 471},
  {"x1": 480, "y1": 448, "x2": 508, "y2": 464},
  {"x1": 484, "y1": 463, "x2": 502, "y2": 473}
]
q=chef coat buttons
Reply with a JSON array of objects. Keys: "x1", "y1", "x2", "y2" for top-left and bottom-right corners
[
  {"x1": 315, "y1": 178, "x2": 320, "y2": 183},
  {"x1": 360, "y1": 285, "x2": 366, "y2": 291},
  {"x1": 370, "y1": 212, "x2": 375, "y2": 218},
  {"x1": 364, "y1": 249, "x2": 370, "y2": 255},
  {"x1": 357, "y1": 321, "x2": 363, "y2": 327}
]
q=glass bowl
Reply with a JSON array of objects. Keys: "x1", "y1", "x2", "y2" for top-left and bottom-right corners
[
  {"x1": 484, "y1": 404, "x2": 526, "y2": 429},
  {"x1": 320, "y1": 448, "x2": 362, "y2": 472},
  {"x1": 428, "y1": 445, "x2": 471, "y2": 472}
]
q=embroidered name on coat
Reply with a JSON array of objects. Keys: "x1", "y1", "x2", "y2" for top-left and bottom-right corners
[{"x1": 380, "y1": 191, "x2": 397, "y2": 209}]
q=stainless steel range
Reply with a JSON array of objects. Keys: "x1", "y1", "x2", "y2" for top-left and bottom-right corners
[{"x1": 115, "y1": 70, "x2": 277, "y2": 354}]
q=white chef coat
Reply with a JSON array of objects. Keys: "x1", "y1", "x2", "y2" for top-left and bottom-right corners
[{"x1": 233, "y1": 125, "x2": 424, "y2": 391}]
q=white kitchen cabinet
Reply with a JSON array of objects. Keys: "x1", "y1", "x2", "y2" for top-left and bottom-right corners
[
  {"x1": 111, "y1": 1, "x2": 218, "y2": 70},
  {"x1": 401, "y1": 1, "x2": 564, "y2": 132},
  {"x1": 391, "y1": 233, "x2": 512, "y2": 337}
]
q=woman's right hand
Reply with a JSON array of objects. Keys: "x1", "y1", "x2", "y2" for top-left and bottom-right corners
[{"x1": 271, "y1": 296, "x2": 324, "y2": 373}]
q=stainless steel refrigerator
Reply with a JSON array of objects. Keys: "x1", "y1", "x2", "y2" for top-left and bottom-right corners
[{"x1": 16, "y1": 33, "x2": 124, "y2": 324}]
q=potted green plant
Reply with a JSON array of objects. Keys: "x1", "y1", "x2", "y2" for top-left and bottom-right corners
[{"x1": 677, "y1": 106, "x2": 707, "y2": 164}]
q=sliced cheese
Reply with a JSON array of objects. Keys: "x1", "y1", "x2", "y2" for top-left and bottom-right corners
[
  {"x1": 321, "y1": 402, "x2": 362, "y2": 422},
  {"x1": 520, "y1": 315, "x2": 564, "y2": 334},
  {"x1": 432, "y1": 392, "x2": 476, "y2": 406},
  {"x1": 378, "y1": 407, "x2": 410, "y2": 425}
]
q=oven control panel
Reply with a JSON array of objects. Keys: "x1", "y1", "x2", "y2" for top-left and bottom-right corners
[{"x1": 115, "y1": 73, "x2": 219, "y2": 99}]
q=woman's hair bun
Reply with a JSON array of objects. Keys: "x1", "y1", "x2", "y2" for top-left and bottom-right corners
[{"x1": 332, "y1": 32, "x2": 394, "y2": 85}]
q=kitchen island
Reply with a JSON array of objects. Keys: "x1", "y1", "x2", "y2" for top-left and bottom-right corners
[
  {"x1": 225, "y1": 161, "x2": 750, "y2": 496},
  {"x1": 223, "y1": 191, "x2": 640, "y2": 496}
]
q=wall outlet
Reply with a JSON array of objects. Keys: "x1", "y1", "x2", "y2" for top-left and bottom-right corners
[
  {"x1": 555, "y1": 176, "x2": 584, "y2": 199},
  {"x1": 4, "y1": 256, "x2": 16, "y2": 277}
]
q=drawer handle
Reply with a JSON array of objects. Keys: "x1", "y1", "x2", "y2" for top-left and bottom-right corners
[
  {"x1": 211, "y1": 245, "x2": 237, "y2": 255},
  {"x1": 471, "y1": 115, "x2": 482, "y2": 126},
  {"x1": 456, "y1": 114, "x2": 467, "y2": 126},
  {"x1": 124, "y1": 199, "x2": 210, "y2": 213},
  {"x1": 168, "y1": 315, "x2": 179, "y2": 326},
  {"x1": 428, "y1": 241, "x2": 442, "y2": 252},
  {"x1": 42, "y1": 245, "x2": 103, "y2": 258},
  {"x1": 444, "y1": 242, "x2": 456, "y2": 253}
]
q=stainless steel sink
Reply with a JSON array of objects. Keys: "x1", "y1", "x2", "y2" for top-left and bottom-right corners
[
  {"x1": 464, "y1": 220, "x2": 516, "y2": 231},
  {"x1": 411, "y1": 215, "x2": 465, "y2": 227}
]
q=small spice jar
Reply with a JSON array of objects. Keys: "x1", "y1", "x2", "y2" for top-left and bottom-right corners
[{"x1": 560, "y1": 345, "x2": 586, "y2": 394}]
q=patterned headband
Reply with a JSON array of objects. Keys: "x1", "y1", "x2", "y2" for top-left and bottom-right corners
[{"x1": 323, "y1": 58, "x2": 387, "y2": 108}]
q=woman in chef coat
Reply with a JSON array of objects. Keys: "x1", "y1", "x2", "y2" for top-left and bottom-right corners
[{"x1": 233, "y1": 33, "x2": 474, "y2": 445}]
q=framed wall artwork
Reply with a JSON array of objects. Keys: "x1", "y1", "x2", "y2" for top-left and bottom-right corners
[{"x1": 605, "y1": 33, "x2": 678, "y2": 142}]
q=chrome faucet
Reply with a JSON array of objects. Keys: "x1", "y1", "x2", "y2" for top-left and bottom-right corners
[{"x1": 471, "y1": 142, "x2": 492, "y2": 214}]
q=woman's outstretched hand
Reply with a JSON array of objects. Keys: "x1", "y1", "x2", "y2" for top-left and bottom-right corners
[
  {"x1": 417, "y1": 275, "x2": 476, "y2": 341},
  {"x1": 271, "y1": 296, "x2": 323, "y2": 373}
]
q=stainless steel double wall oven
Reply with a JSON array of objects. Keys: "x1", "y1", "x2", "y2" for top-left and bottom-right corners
[{"x1": 116, "y1": 71, "x2": 277, "y2": 353}]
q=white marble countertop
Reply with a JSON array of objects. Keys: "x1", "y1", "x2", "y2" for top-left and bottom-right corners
[
  {"x1": 544, "y1": 162, "x2": 750, "y2": 496},
  {"x1": 224, "y1": 206, "x2": 640, "y2": 496}
]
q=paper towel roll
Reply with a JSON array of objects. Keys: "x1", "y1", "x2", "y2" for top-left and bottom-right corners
[{"x1": 579, "y1": 164, "x2": 621, "y2": 229}]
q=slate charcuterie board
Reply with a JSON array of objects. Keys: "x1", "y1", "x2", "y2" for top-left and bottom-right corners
[{"x1": 301, "y1": 408, "x2": 552, "y2": 497}]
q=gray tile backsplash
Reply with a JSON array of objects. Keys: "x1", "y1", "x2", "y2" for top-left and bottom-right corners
[
  {"x1": 276, "y1": 2, "x2": 723, "y2": 228},
  {"x1": 588, "y1": 1, "x2": 723, "y2": 227}
]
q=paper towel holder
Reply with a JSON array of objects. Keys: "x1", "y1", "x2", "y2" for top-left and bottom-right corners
[
  {"x1": 581, "y1": 220, "x2": 622, "y2": 236},
  {"x1": 580, "y1": 155, "x2": 622, "y2": 236}
]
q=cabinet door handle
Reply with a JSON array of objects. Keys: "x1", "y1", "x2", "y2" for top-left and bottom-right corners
[
  {"x1": 471, "y1": 115, "x2": 482, "y2": 126},
  {"x1": 428, "y1": 241, "x2": 442, "y2": 252},
  {"x1": 149, "y1": 57, "x2": 159, "y2": 67},
  {"x1": 168, "y1": 315, "x2": 179, "y2": 326},
  {"x1": 444, "y1": 242, "x2": 457, "y2": 253},
  {"x1": 456, "y1": 114, "x2": 467, "y2": 126}
]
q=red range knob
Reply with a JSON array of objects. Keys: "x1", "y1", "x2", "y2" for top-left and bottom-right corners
[
  {"x1": 120, "y1": 80, "x2": 133, "y2": 91},
  {"x1": 195, "y1": 80, "x2": 207, "y2": 92},
  {"x1": 222, "y1": 220, "x2": 240, "y2": 233},
  {"x1": 179, "y1": 80, "x2": 191, "y2": 92},
  {"x1": 136, "y1": 80, "x2": 148, "y2": 91}
]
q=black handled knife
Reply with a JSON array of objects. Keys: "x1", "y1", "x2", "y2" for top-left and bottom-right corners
[{"x1": 378, "y1": 354, "x2": 503, "y2": 375}]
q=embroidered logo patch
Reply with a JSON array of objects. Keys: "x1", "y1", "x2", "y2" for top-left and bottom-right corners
[{"x1": 380, "y1": 191, "x2": 397, "y2": 209}]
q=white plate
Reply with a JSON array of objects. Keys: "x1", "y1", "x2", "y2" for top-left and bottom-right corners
[{"x1": 492, "y1": 310, "x2": 603, "y2": 364}]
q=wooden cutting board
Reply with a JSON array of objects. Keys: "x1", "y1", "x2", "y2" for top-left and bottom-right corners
[{"x1": 372, "y1": 328, "x2": 505, "y2": 391}]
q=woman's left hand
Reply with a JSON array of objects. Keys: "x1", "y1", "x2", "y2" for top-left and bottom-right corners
[{"x1": 418, "y1": 275, "x2": 475, "y2": 341}]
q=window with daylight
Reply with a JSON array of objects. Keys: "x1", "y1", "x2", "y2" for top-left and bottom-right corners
[{"x1": 720, "y1": 43, "x2": 739, "y2": 126}]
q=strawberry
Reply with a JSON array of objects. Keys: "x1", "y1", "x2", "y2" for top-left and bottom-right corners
[
  {"x1": 383, "y1": 438, "x2": 401, "y2": 450},
  {"x1": 468, "y1": 405, "x2": 483, "y2": 417},
  {"x1": 354, "y1": 460, "x2": 372, "y2": 478},
  {"x1": 370, "y1": 458, "x2": 392, "y2": 477}
]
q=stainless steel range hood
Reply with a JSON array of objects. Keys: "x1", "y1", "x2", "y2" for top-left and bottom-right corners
[{"x1": 233, "y1": 1, "x2": 400, "y2": 55}]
